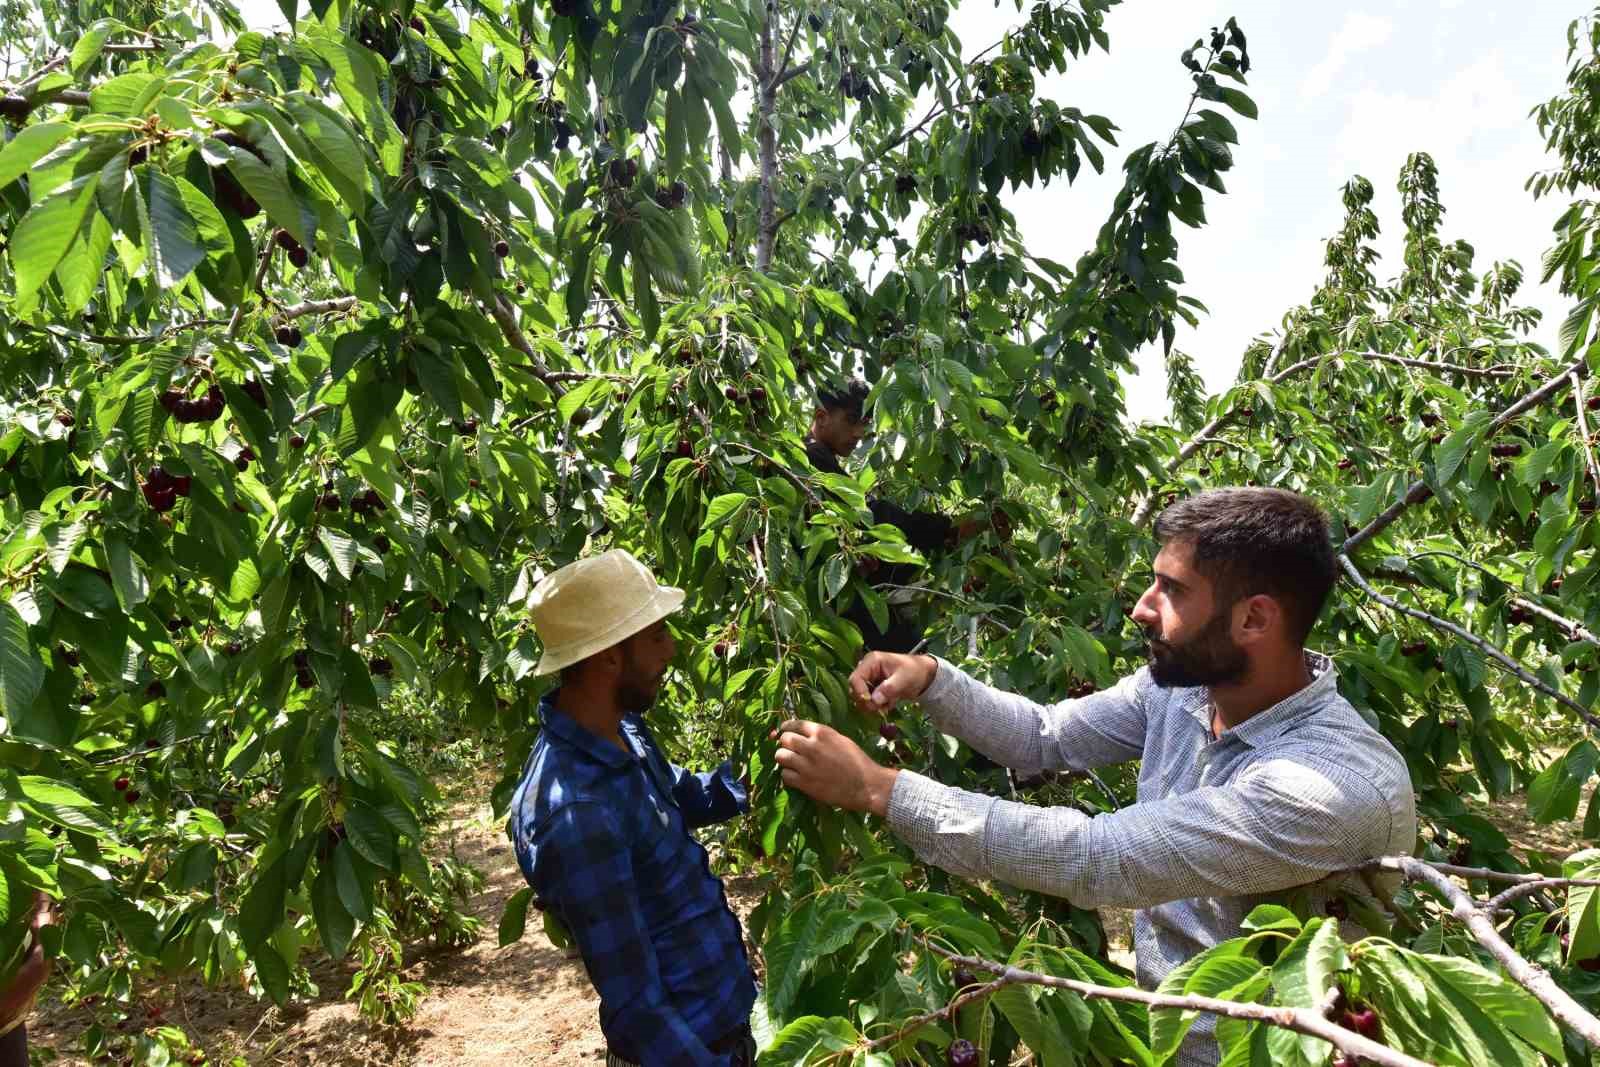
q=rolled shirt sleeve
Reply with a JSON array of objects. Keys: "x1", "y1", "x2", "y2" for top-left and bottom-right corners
[
  {"x1": 885, "y1": 755, "x2": 1395, "y2": 911},
  {"x1": 669, "y1": 760, "x2": 749, "y2": 830},
  {"x1": 532, "y1": 802, "x2": 733, "y2": 1067},
  {"x1": 917, "y1": 658, "x2": 1149, "y2": 777}
]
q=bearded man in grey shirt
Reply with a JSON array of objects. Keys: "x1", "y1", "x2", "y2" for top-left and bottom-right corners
[{"x1": 773, "y1": 487, "x2": 1416, "y2": 1066}]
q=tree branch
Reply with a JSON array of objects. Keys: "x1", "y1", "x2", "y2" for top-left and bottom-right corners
[
  {"x1": 1486, "y1": 877, "x2": 1600, "y2": 915},
  {"x1": 721, "y1": 441, "x2": 819, "y2": 504},
  {"x1": 38, "y1": 318, "x2": 231, "y2": 346},
  {"x1": 1341, "y1": 356, "x2": 1588, "y2": 554},
  {"x1": 755, "y1": 7, "x2": 780, "y2": 270},
  {"x1": 769, "y1": 8, "x2": 806, "y2": 90},
  {"x1": 771, "y1": 60, "x2": 812, "y2": 89},
  {"x1": 487, "y1": 294, "x2": 566, "y2": 398},
  {"x1": 1133, "y1": 350, "x2": 1547, "y2": 528},
  {"x1": 875, "y1": 97, "x2": 980, "y2": 158},
  {"x1": 897, "y1": 942, "x2": 1433, "y2": 1067},
  {"x1": 1365, "y1": 856, "x2": 1600, "y2": 1049},
  {"x1": 1511, "y1": 595, "x2": 1600, "y2": 648},
  {"x1": 273, "y1": 296, "x2": 358, "y2": 322},
  {"x1": 1339, "y1": 556, "x2": 1600, "y2": 729}
]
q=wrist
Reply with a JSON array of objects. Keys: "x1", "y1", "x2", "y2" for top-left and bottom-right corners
[
  {"x1": 917, "y1": 655, "x2": 938, "y2": 698},
  {"x1": 866, "y1": 764, "x2": 900, "y2": 818}
]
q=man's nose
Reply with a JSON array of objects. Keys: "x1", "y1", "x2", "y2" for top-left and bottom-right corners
[{"x1": 1131, "y1": 585, "x2": 1158, "y2": 627}]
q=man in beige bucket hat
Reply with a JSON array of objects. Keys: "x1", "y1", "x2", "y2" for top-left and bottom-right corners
[{"x1": 508, "y1": 549, "x2": 757, "y2": 1067}]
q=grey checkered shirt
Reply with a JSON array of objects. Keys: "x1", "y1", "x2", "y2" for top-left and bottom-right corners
[{"x1": 886, "y1": 651, "x2": 1416, "y2": 1066}]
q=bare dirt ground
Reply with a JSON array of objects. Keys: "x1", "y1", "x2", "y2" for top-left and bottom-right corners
[
  {"x1": 30, "y1": 776, "x2": 767, "y2": 1067},
  {"x1": 26, "y1": 774, "x2": 1585, "y2": 1065}
]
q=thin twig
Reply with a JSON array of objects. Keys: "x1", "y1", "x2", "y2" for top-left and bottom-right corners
[
  {"x1": 1486, "y1": 878, "x2": 1600, "y2": 914},
  {"x1": 226, "y1": 241, "x2": 274, "y2": 342},
  {"x1": 1339, "y1": 556, "x2": 1600, "y2": 729},
  {"x1": 1512, "y1": 596, "x2": 1600, "y2": 648},
  {"x1": 721, "y1": 441, "x2": 819, "y2": 504},
  {"x1": 38, "y1": 318, "x2": 231, "y2": 346},
  {"x1": 884, "y1": 941, "x2": 1434, "y2": 1067}
]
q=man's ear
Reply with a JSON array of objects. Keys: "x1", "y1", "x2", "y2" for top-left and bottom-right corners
[{"x1": 1235, "y1": 594, "x2": 1280, "y2": 646}]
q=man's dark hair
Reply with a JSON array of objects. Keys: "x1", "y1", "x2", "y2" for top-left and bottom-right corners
[
  {"x1": 817, "y1": 379, "x2": 869, "y2": 422},
  {"x1": 1152, "y1": 487, "x2": 1336, "y2": 645}
]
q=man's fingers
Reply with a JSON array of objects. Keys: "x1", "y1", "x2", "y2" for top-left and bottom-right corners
[
  {"x1": 867, "y1": 661, "x2": 921, "y2": 708},
  {"x1": 848, "y1": 653, "x2": 892, "y2": 706}
]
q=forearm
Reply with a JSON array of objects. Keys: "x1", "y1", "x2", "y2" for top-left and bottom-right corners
[
  {"x1": 917, "y1": 659, "x2": 1141, "y2": 776},
  {"x1": 673, "y1": 761, "x2": 749, "y2": 830},
  {"x1": 885, "y1": 762, "x2": 1391, "y2": 910}
]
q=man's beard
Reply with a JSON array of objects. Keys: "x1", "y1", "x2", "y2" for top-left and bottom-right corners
[
  {"x1": 617, "y1": 653, "x2": 666, "y2": 712},
  {"x1": 1146, "y1": 607, "x2": 1248, "y2": 688}
]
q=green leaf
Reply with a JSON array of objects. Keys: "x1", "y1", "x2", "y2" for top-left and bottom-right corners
[
  {"x1": 105, "y1": 534, "x2": 148, "y2": 610},
  {"x1": 145, "y1": 168, "x2": 206, "y2": 287},
  {"x1": 311, "y1": 863, "x2": 355, "y2": 960},
  {"x1": 0, "y1": 600, "x2": 44, "y2": 726},
  {"x1": 89, "y1": 72, "x2": 163, "y2": 115},
  {"x1": 343, "y1": 801, "x2": 397, "y2": 870},
  {"x1": 333, "y1": 841, "x2": 372, "y2": 921},
  {"x1": 317, "y1": 528, "x2": 357, "y2": 582},
  {"x1": 285, "y1": 97, "x2": 368, "y2": 208},
  {"x1": 760, "y1": 1015, "x2": 858, "y2": 1066},
  {"x1": 69, "y1": 19, "x2": 114, "y2": 78},
  {"x1": 9, "y1": 172, "x2": 99, "y2": 312},
  {"x1": 1564, "y1": 849, "x2": 1600, "y2": 964},
  {"x1": 703, "y1": 492, "x2": 751, "y2": 532},
  {"x1": 237, "y1": 853, "x2": 288, "y2": 951},
  {"x1": 16, "y1": 775, "x2": 95, "y2": 808},
  {"x1": 1215, "y1": 87, "x2": 1257, "y2": 120},
  {"x1": 223, "y1": 146, "x2": 307, "y2": 246},
  {"x1": 1435, "y1": 412, "x2": 1490, "y2": 485},
  {"x1": 0, "y1": 123, "x2": 72, "y2": 193},
  {"x1": 499, "y1": 886, "x2": 533, "y2": 946},
  {"x1": 252, "y1": 942, "x2": 291, "y2": 1006},
  {"x1": 763, "y1": 898, "x2": 822, "y2": 1015},
  {"x1": 1151, "y1": 941, "x2": 1252, "y2": 1062},
  {"x1": 1269, "y1": 917, "x2": 1347, "y2": 1063}
]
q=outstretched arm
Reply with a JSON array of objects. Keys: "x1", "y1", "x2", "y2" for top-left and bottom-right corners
[
  {"x1": 887, "y1": 756, "x2": 1397, "y2": 909},
  {"x1": 849, "y1": 652, "x2": 1149, "y2": 776}
]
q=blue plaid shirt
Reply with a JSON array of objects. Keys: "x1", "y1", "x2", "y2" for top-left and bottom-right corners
[{"x1": 509, "y1": 693, "x2": 756, "y2": 1066}]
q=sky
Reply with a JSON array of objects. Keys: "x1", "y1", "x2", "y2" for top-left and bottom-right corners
[
  {"x1": 936, "y1": 0, "x2": 1582, "y2": 421},
  {"x1": 235, "y1": 0, "x2": 1585, "y2": 423}
]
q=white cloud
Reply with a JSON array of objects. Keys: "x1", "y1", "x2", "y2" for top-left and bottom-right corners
[{"x1": 1301, "y1": 12, "x2": 1395, "y2": 99}]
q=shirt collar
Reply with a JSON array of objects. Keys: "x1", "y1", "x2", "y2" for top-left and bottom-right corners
[
  {"x1": 1180, "y1": 651, "x2": 1337, "y2": 744},
  {"x1": 539, "y1": 691, "x2": 636, "y2": 768},
  {"x1": 1226, "y1": 651, "x2": 1337, "y2": 747}
]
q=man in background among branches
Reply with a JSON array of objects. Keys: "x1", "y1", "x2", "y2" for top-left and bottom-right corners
[
  {"x1": 803, "y1": 379, "x2": 986, "y2": 652},
  {"x1": 773, "y1": 487, "x2": 1416, "y2": 1067}
]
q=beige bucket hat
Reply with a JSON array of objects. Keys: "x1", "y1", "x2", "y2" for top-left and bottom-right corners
[{"x1": 529, "y1": 549, "x2": 686, "y2": 676}]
